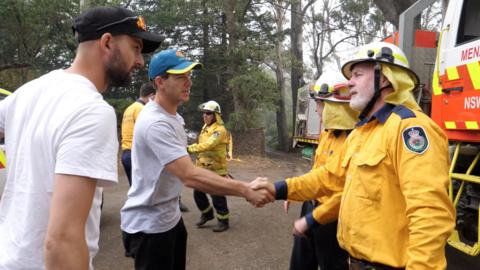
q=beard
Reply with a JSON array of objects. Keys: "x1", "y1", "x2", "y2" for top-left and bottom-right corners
[
  {"x1": 105, "y1": 48, "x2": 132, "y2": 87},
  {"x1": 349, "y1": 87, "x2": 374, "y2": 111}
]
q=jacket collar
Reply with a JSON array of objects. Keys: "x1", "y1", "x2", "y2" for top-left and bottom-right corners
[{"x1": 356, "y1": 103, "x2": 395, "y2": 127}]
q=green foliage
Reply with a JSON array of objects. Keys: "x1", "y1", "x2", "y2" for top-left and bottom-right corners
[
  {"x1": 0, "y1": 0, "x2": 78, "y2": 66},
  {"x1": 226, "y1": 67, "x2": 278, "y2": 131},
  {"x1": 337, "y1": 0, "x2": 388, "y2": 45},
  {"x1": 0, "y1": 0, "x2": 79, "y2": 90},
  {"x1": 0, "y1": 0, "x2": 390, "y2": 150}
]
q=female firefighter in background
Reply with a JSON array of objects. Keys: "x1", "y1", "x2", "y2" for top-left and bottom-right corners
[{"x1": 187, "y1": 100, "x2": 231, "y2": 232}]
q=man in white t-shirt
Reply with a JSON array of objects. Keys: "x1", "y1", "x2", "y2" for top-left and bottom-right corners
[
  {"x1": 0, "y1": 6, "x2": 162, "y2": 270},
  {"x1": 120, "y1": 49, "x2": 274, "y2": 270}
]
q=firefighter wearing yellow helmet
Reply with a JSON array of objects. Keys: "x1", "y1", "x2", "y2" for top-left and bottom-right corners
[
  {"x1": 187, "y1": 100, "x2": 231, "y2": 232},
  {"x1": 252, "y1": 42, "x2": 455, "y2": 269},
  {"x1": 334, "y1": 42, "x2": 454, "y2": 269},
  {"x1": 283, "y1": 71, "x2": 358, "y2": 270}
]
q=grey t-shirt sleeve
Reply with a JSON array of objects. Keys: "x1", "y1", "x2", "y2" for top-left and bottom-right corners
[{"x1": 145, "y1": 120, "x2": 188, "y2": 166}]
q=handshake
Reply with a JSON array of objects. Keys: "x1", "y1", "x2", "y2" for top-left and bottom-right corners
[
  {"x1": 244, "y1": 177, "x2": 276, "y2": 207},
  {"x1": 243, "y1": 177, "x2": 309, "y2": 236}
]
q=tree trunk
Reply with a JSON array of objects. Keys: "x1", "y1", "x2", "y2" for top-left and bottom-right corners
[
  {"x1": 275, "y1": 67, "x2": 289, "y2": 151},
  {"x1": 290, "y1": 0, "x2": 303, "y2": 139},
  {"x1": 273, "y1": 2, "x2": 289, "y2": 151},
  {"x1": 373, "y1": 0, "x2": 419, "y2": 29},
  {"x1": 223, "y1": 0, "x2": 240, "y2": 112},
  {"x1": 201, "y1": 0, "x2": 210, "y2": 101}
]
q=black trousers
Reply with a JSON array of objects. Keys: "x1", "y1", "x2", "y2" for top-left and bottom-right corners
[
  {"x1": 193, "y1": 189, "x2": 229, "y2": 220},
  {"x1": 121, "y1": 150, "x2": 132, "y2": 186},
  {"x1": 122, "y1": 218, "x2": 187, "y2": 270},
  {"x1": 289, "y1": 201, "x2": 348, "y2": 270}
]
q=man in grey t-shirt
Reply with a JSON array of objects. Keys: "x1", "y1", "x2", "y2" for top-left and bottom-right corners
[{"x1": 120, "y1": 49, "x2": 273, "y2": 270}]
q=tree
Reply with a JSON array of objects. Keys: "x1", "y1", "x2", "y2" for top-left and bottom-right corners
[
  {"x1": 0, "y1": 0, "x2": 128, "y2": 92},
  {"x1": 227, "y1": 67, "x2": 278, "y2": 131},
  {"x1": 251, "y1": 0, "x2": 290, "y2": 151},
  {"x1": 0, "y1": 0, "x2": 78, "y2": 88},
  {"x1": 372, "y1": 0, "x2": 418, "y2": 29},
  {"x1": 290, "y1": 0, "x2": 315, "y2": 138},
  {"x1": 306, "y1": 0, "x2": 358, "y2": 77}
]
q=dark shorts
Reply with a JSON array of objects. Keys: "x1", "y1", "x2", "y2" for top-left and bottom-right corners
[{"x1": 122, "y1": 218, "x2": 187, "y2": 270}]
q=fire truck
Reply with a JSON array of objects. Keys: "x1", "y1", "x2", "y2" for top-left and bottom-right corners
[
  {"x1": 388, "y1": 0, "x2": 480, "y2": 256},
  {"x1": 293, "y1": 0, "x2": 480, "y2": 256},
  {"x1": 428, "y1": 0, "x2": 480, "y2": 256},
  {"x1": 292, "y1": 84, "x2": 320, "y2": 160}
]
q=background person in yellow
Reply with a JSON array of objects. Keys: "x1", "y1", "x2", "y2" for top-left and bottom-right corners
[
  {"x1": 187, "y1": 100, "x2": 231, "y2": 232},
  {"x1": 121, "y1": 82, "x2": 155, "y2": 185},
  {"x1": 252, "y1": 42, "x2": 455, "y2": 269},
  {"x1": 285, "y1": 72, "x2": 357, "y2": 270}
]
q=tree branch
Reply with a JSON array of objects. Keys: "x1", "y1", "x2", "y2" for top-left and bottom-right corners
[{"x1": 0, "y1": 63, "x2": 31, "y2": 72}]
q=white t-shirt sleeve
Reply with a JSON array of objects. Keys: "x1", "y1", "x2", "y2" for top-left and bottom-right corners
[
  {"x1": 146, "y1": 121, "x2": 188, "y2": 166},
  {"x1": 55, "y1": 103, "x2": 118, "y2": 186}
]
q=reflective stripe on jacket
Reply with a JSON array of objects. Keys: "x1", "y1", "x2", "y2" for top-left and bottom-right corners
[
  {"x1": 188, "y1": 122, "x2": 228, "y2": 175},
  {"x1": 327, "y1": 105, "x2": 455, "y2": 269}
]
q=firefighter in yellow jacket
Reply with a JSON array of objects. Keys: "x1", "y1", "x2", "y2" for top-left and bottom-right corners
[
  {"x1": 187, "y1": 100, "x2": 231, "y2": 232},
  {"x1": 287, "y1": 72, "x2": 358, "y2": 270},
  {"x1": 252, "y1": 42, "x2": 455, "y2": 269}
]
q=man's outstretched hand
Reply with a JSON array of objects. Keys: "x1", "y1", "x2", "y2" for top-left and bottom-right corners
[{"x1": 246, "y1": 177, "x2": 276, "y2": 207}]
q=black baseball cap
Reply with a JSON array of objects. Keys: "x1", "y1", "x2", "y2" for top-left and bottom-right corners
[{"x1": 72, "y1": 6, "x2": 163, "y2": 53}]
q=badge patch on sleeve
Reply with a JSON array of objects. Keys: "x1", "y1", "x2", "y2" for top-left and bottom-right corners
[
  {"x1": 402, "y1": 126, "x2": 429, "y2": 154},
  {"x1": 212, "y1": 131, "x2": 220, "y2": 138}
]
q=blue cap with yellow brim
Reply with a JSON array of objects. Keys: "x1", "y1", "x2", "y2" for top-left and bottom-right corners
[{"x1": 148, "y1": 49, "x2": 202, "y2": 80}]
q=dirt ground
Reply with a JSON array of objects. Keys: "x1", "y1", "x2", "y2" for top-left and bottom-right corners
[
  {"x1": 93, "y1": 151, "x2": 480, "y2": 270},
  {"x1": 93, "y1": 152, "x2": 310, "y2": 270}
]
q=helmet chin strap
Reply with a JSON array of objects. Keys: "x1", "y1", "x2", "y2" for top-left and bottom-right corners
[{"x1": 358, "y1": 63, "x2": 391, "y2": 120}]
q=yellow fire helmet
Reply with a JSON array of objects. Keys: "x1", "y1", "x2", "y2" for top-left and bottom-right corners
[
  {"x1": 311, "y1": 71, "x2": 351, "y2": 103},
  {"x1": 341, "y1": 42, "x2": 421, "y2": 119},
  {"x1": 341, "y1": 41, "x2": 419, "y2": 89}
]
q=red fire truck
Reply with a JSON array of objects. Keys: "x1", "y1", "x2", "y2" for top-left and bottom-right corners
[{"x1": 397, "y1": 0, "x2": 480, "y2": 256}]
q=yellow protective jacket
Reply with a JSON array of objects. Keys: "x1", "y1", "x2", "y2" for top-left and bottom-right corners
[
  {"x1": 121, "y1": 100, "x2": 145, "y2": 150},
  {"x1": 279, "y1": 104, "x2": 455, "y2": 269},
  {"x1": 187, "y1": 121, "x2": 229, "y2": 175},
  {"x1": 275, "y1": 104, "x2": 455, "y2": 268},
  {"x1": 284, "y1": 129, "x2": 348, "y2": 225}
]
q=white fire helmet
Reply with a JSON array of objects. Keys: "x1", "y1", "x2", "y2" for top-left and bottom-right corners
[
  {"x1": 310, "y1": 71, "x2": 350, "y2": 103},
  {"x1": 198, "y1": 100, "x2": 221, "y2": 114}
]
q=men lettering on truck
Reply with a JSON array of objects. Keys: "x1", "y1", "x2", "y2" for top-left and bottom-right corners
[
  {"x1": 120, "y1": 49, "x2": 273, "y2": 270},
  {"x1": 252, "y1": 42, "x2": 455, "y2": 269},
  {"x1": 0, "y1": 6, "x2": 162, "y2": 270},
  {"x1": 188, "y1": 100, "x2": 232, "y2": 233},
  {"x1": 286, "y1": 72, "x2": 358, "y2": 270}
]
